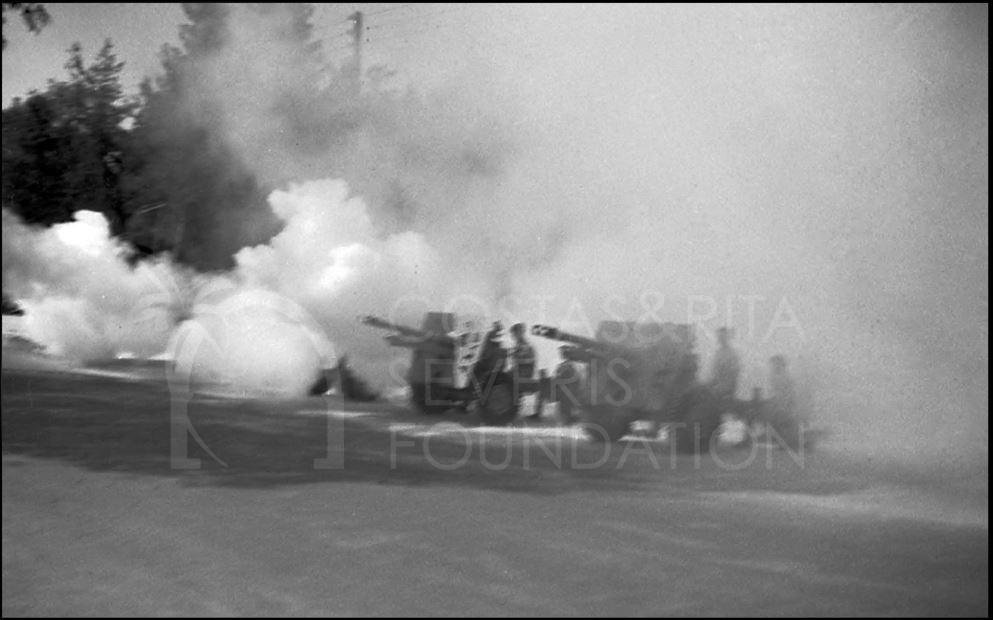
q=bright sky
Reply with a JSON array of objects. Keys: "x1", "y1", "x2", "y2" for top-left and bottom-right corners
[{"x1": 3, "y1": 3, "x2": 178, "y2": 103}]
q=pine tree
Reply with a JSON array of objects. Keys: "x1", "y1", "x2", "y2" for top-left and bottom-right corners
[
  {"x1": 1, "y1": 39, "x2": 133, "y2": 231},
  {"x1": 126, "y1": 3, "x2": 329, "y2": 270}
]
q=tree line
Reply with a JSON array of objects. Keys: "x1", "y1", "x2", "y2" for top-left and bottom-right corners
[
  {"x1": 2, "y1": 4, "x2": 393, "y2": 399},
  {"x1": 2, "y1": 3, "x2": 377, "y2": 271}
]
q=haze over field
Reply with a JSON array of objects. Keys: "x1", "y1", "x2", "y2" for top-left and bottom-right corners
[{"x1": 2, "y1": 4, "x2": 987, "y2": 469}]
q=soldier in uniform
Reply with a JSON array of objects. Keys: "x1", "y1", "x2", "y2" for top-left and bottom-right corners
[
  {"x1": 473, "y1": 321, "x2": 508, "y2": 386},
  {"x1": 509, "y1": 323, "x2": 536, "y2": 380},
  {"x1": 709, "y1": 327, "x2": 741, "y2": 406},
  {"x1": 509, "y1": 323, "x2": 540, "y2": 418},
  {"x1": 766, "y1": 354, "x2": 798, "y2": 435},
  {"x1": 553, "y1": 345, "x2": 585, "y2": 424},
  {"x1": 735, "y1": 354, "x2": 800, "y2": 448}
]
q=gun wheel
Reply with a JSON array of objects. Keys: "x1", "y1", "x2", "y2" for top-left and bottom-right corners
[
  {"x1": 671, "y1": 387, "x2": 722, "y2": 454},
  {"x1": 580, "y1": 406, "x2": 632, "y2": 442},
  {"x1": 410, "y1": 384, "x2": 450, "y2": 415},
  {"x1": 477, "y1": 382, "x2": 518, "y2": 426},
  {"x1": 558, "y1": 399, "x2": 579, "y2": 425}
]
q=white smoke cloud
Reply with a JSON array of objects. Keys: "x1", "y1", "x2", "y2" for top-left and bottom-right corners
[
  {"x1": 2, "y1": 177, "x2": 462, "y2": 396},
  {"x1": 229, "y1": 178, "x2": 465, "y2": 386},
  {"x1": 2, "y1": 208, "x2": 182, "y2": 359},
  {"x1": 1, "y1": 5, "x2": 986, "y2": 469}
]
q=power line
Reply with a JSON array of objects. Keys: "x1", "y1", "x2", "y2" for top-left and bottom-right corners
[
  {"x1": 363, "y1": 4, "x2": 414, "y2": 18},
  {"x1": 373, "y1": 5, "x2": 460, "y2": 24},
  {"x1": 365, "y1": 4, "x2": 469, "y2": 31},
  {"x1": 361, "y1": 8, "x2": 473, "y2": 49},
  {"x1": 321, "y1": 4, "x2": 478, "y2": 79},
  {"x1": 398, "y1": 6, "x2": 468, "y2": 23},
  {"x1": 325, "y1": 42, "x2": 357, "y2": 54}
]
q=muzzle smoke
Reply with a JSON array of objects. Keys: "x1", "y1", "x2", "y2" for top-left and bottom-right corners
[{"x1": 1, "y1": 5, "x2": 986, "y2": 472}]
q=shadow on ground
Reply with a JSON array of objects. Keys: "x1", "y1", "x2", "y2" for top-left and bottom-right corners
[{"x1": 3, "y1": 367, "x2": 863, "y2": 495}]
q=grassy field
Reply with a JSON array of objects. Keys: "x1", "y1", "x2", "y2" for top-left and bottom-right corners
[{"x1": 2, "y1": 362, "x2": 987, "y2": 616}]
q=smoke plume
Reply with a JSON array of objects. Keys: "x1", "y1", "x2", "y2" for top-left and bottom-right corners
[{"x1": 2, "y1": 4, "x2": 986, "y2": 470}]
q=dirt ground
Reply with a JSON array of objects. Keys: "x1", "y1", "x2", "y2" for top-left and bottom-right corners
[{"x1": 2, "y1": 361, "x2": 988, "y2": 616}]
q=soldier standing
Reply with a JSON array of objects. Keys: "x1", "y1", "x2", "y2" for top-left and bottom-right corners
[
  {"x1": 510, "y1": 323, "x2": 537, "y2": 381},
  {"x1": 553, "y1": 345, "x2": 584, "y2": 424},
  {"x1": 709, "y1": 327, "x2": 741, "y2": 406},
  {"x1": 767, "y1": 355, "x2": 797, "y2": 424},
  {"x1": 509, "y1": 323, "x2": 540, "y2": 418}
]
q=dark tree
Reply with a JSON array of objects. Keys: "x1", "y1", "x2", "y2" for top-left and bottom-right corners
[
  {"x1": 1, "y1": 293, "x2": 25, "y2": 315},
  {"x1": 1, "y1": 93, "x2": 74, "y2": 224},
  {"x1": 125, "y1": 3, "x2": 328, "y2": 270},
  {"x1": 1, "y1": 40, "x2": 134, "y2": 231},
  {"x1": 1, "y1": 2, "x2": 49, "y2": 50}
]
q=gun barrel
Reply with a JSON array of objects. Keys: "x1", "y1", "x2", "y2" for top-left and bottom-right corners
[
  {"x1": 531, "y1": 325, "x2": 604, "y2": 351},
  {"x1": 360, "y1": 315, "x2": 454, "y2": 345},
  {"x1": 360, "y1": 315, "x2": 424, "y2": 338}
]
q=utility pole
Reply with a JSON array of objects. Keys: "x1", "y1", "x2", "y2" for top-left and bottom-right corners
[{"x1": 347, "y1": 10, "x2": 363, "y2": 95}]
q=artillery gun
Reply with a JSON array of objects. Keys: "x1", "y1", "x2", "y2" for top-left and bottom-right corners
[
  {"x1": 532, "y1": 321, "x2": 724, "y2": 451},
  {"x1": 360, "y1": 313, "x2": 545, "y2": 425}
]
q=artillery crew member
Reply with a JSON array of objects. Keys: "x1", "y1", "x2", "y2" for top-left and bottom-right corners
[
  {"x1": 761, "y1": 354, "x2": 802, "y2": 448},
  {"x1": 510, "y1": 322, "x2": 537, "y2": 381},
  {"x1": 767, "y1": 354, "x2": 796, "y2": 421},
  {"x1": 553, "y1": 345, "x2": 584, "y2": 424},
  {"x1": 709, "y1": 326, "x2": 741, "y2": 404},
  {"x1": 509, "y1": 322, "x2": 542, "y2": 419},
  {"x1": 474, "y1": 321, "x2": 508, "y2": 382}
]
